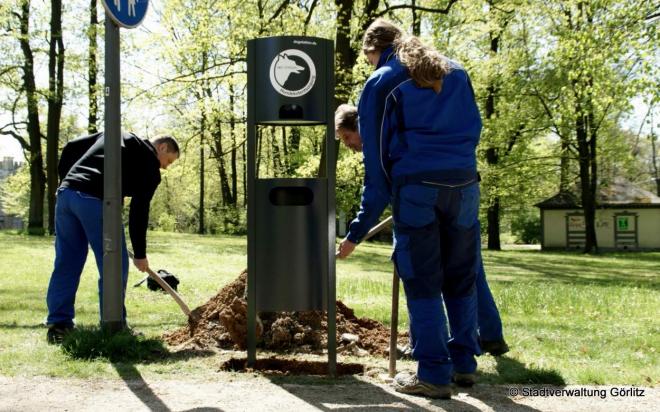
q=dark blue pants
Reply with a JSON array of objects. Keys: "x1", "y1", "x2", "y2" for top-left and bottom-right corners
[
  {"x1": 393, "y1": 182, "x2": 481, "y2": 385},
  {"x1": 46, "y1": 188, "x2": 129, "y2": 326},
  {"x1": 476, "y1": 240, "x2": 504, "y2": 342}
]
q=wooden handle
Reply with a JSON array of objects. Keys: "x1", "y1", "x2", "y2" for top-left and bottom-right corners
[
  {"x1": 362, "y1": 216, "x2": 393, "y2": 242},
  {"x1": 145, "y1": 267, "x2": 193, "y2": 317},
  {"x1": 127, "y1": 250, "x2": 193, "y2": 319}
]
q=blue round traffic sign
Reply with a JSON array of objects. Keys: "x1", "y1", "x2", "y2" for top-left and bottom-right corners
[{"x1": 102, "y1": 0, "x2": 149, "y2": 29}]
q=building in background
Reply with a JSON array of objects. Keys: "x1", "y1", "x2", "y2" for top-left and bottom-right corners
[
  {"x1": 0, "y1": 156, "x2": 23, "y2": 230},
  {"x1": 536, "y1": 178, "x2": 660, "y2": 251}
]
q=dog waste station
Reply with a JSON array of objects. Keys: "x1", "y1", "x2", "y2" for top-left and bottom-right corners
[{"x1": 246, "y1": 36, "x2": 337, "y2": 374}]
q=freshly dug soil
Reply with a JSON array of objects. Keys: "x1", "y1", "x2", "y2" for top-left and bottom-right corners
[
  {"x1": 164, "y1": 270, "x2": 407, "y2": 357},
  {"x1": 221, "y1": 357, "x2": 365, "y2": 376}
]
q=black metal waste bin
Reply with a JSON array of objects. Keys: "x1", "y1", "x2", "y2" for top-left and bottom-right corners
[
  {"x1": 255, "y1": 178, "x2": 328, "y2": 311},
  {"x1": 246, "y1": 36, "x2": 336, "y2": 374}
]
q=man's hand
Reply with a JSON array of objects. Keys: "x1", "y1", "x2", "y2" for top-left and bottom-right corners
[
  {"x1": 133, "y1": 257, "x2": 150, "y2": 273},
  {"x1": 337, "y1": 239, "x2": 357, "y2": 259}
]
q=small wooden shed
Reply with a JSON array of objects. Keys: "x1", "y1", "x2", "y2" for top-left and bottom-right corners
[{"x1": 536, "y1": 179, "x2": 660, "y2": 250}]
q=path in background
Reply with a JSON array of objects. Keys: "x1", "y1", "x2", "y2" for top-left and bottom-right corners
[{"x1": 1, "y1": 376, "x2": 657, "y2": 411}]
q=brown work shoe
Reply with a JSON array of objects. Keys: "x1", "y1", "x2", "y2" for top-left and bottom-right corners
[
  {"x1": 393, "y1": 372, "x2": 452, "y2": 399},
  {"x1": 453, "y1": 372, "x2": 477, "y2": 387}
]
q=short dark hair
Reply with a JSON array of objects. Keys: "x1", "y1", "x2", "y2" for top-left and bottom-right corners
[
  {"x1": 151, "y1": 135, "x2": 180, "y2": 155},
  {"x1": 335, "y1": 104, "x2": 358, "y2": 132}
]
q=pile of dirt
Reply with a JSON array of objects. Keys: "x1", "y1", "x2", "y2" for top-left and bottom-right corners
[{"x1": 164, "y1": 270, "x2": 407, "y2": 357}]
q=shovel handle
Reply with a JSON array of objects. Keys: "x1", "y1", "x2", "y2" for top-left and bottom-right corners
[
  {"x1": 144, "y1": 266, "x2": 193, "y2": 318},
  {"x1": 128, "y1": 251, "x2": 193, "y2": 319}
]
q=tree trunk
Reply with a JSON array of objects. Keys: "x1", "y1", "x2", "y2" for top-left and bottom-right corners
[
  {"x1": 88, "y1": 0, "x2": 98, "y2": 134},
  {"x1": 212, "y1": 118, "x2": 233, "y2": 206},
  {"x1": 575, "y1": 108, "x2": 598, "y2": 253},
  {"x1": 559, "y1": 134, "x2": 571, "y2": 193},
  {"x1": 412, "y1": 0, "x2": 421, "y2": 36},
  {"x1": 281, "y1": 128, "x2": 288, "y2": 173},
  {"x1": 485, "y1": 30, "x2": 501, "y2": 250},
  {"x1": 46, "y1": 0, "x2": 65, "y2": 235},
  {"x1": 229, "y1": 87, "x2": 237, "y2": 206},
  {"x1": 288, "y1": 126, "x2": 301, "y2": 174},
  {"x1": 651, "y1": 129, "x2": 659, "y2": 196},
  {"x1": 19, "y1": 0, "x2": 45, "y2": 235},
  {"x1": 271, "y1": 127, "x2": 281, "y2": 175},
  {"x1": 318, "y1": 0, "x2": 355, "y2": 178},
  {"x1": 199, "y1": 111, "x2": 206, "y2": 234}
]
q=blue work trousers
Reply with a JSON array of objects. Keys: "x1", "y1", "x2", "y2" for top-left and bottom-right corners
[
  {"x1": 476, "y1": 242, "x2": 504, "y2": 342},
  {"x1": 392, "y1": 182, "x2": 481, "y2": 385},
  {"x1": 46, "y1": 187, "x2": 129, "y2": 326}
]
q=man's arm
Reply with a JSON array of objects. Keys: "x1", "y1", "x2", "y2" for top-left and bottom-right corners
[
  {"x1": 128, "y1": 179, "x2": 157, "y2": 272},
  {"x1": 344, "y1": 71, "x2": 398, "y2": 245}
]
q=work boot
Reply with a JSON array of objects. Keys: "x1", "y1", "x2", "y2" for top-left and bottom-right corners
[
  {"x1": 480, "y1": 338, "x2": 510, "y2": 356},
  {"x1": 46, "y1": 324, "x2": 75, "y2": 345},
  {"x1": 452, "y1": 372, "x2": 477, "y2": 388},
  {"x1": 393, "y1": 372, "x2": 452, "y2": 399}
]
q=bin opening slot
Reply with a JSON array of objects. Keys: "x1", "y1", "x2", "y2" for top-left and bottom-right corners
[
  {"x1": 279, "y1": 104, "x2": 304, "y2": 120},
  {"x1": 269, "y1": 187, "x2": 314, "y2": 206}
]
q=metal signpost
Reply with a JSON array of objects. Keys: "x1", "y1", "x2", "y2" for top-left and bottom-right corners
[
  {"x1": 100, "y1": 0, "x2": 148, "y2": 332},
  {"x1": 246, "y1": 36, "x2": 336, "y2": 375}
]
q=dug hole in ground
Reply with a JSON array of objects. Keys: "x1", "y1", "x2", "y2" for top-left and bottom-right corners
[{"x1": 164, "y1": 270, "x2": 407, "y2": 374}]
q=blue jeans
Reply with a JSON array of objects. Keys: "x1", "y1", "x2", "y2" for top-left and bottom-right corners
[
  {"x1": 392, "y1": 182, "x2": 481, "y2": 384},
  {"x1": 46, "y1": 188, "x2": 128, "y2": 326}
]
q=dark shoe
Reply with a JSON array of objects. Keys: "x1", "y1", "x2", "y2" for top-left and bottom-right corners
[
  {"x1": 453, "y1": 372, "x2": 477, "y2": 387},
  {"x1": 46, "y1": 324, "x2": 75, "y2": 345},
  {"x1": 480, "y1": 339, "x2": 510, "y2": 356},
  {"x1": 393, "y1": 372, "x2": 452, "y2": 399}
]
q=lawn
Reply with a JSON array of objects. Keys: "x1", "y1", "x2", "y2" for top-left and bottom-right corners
[{"x1": 0, "y1": 231, "x2": 658, "y2": 385}]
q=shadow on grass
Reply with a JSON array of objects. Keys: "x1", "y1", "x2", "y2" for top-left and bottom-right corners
[
  {"x1": 60, "y1": 326, "x2": 214, "y2": 365},
  {"x1": 487, "y1": 253, "x2": 660, "y2": 290},
  {"x1": 0, "y1": 322, "x2": 45, "y2": 330},
  {"x1": 481, "y1": 356, "x2": 566, "y2": 386}
]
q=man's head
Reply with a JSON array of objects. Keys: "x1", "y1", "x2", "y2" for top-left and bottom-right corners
[
  {"x1": 335, "y1": 104, "x2": 362, "y2": 152},
  {"x1": 151, "y1": 135, "x2": 180, "y2": 169}
]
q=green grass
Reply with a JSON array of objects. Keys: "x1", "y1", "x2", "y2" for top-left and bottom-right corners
[{"x1": 0, "y1": 231, "x2": 658, "y2": 385}]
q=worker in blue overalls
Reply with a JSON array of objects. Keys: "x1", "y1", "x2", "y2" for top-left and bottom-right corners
[{"x1": 336, "y1": 19, "x2": 499, "y2": 399}]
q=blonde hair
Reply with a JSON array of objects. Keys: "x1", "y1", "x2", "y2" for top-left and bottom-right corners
[
  {"x1": 362, "y1": 18, "x2": 403, "y2": 53},
  {"x1": 335, "y1": 104, "x2": 358, "y2": 132},
  {"x1": 395, "y1": 35, "x2": 451, "y2": 91}
]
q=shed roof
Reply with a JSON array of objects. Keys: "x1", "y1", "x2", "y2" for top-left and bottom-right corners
[{"x1": 536, "y1": 178, "x2": 660, "y2": 209}]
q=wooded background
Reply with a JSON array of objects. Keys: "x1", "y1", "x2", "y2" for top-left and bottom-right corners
[{"x1": 1, "y1": 0, "x2": 658, "y2": 252}]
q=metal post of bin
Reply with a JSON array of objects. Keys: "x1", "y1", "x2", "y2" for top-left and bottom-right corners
[{"x1": 246, "y1": 39, "x2": 257, "y2": 367}]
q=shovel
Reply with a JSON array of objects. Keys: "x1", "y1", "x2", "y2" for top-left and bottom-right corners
[{"x1": 129, "y1": 251, "x2": 200, "y2": 322}]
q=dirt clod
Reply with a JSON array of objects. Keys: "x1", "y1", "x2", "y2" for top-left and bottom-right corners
[{"x1": 164, "y1": 270, "x2": 407, "y2": 357}]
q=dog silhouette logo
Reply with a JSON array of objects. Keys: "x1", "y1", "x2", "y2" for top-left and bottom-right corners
[{"x1": 269, "y1": 49, "x2": 316, "y2": 98}]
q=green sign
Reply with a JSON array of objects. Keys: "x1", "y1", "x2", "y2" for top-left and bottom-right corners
[{"x1": 617, "y1": 216, "x2": 629, "y2": 231}]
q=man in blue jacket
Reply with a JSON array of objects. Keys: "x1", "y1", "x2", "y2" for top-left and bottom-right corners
[{"x1": 46, "y1": 132, "x2": 179, "y2": 343}]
